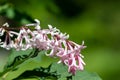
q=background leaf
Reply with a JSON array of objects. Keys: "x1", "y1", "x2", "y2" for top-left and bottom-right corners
[
  {"x1": 50, "y1": 63, "x2": 102, "y2": 80},
  {"x1": 72, "y1": 71, "x2": 102, "y2": 80},
  {"x1": 50, "y1": 63, "x2": 71, "y2": 78},
  {"x1": 0, "y1": 50, "x2": 47, "y2": 80},
  {"x1": 4, "y1": 49, "x2": 33, "y2": 68}
]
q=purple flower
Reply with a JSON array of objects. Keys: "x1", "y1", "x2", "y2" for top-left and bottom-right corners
[
  {"x1": 56, "y1": 40, "x2": 86, "y2": 75},
  {"x1": 0, "y1": 19, "x2": 86, "y2": 75}
]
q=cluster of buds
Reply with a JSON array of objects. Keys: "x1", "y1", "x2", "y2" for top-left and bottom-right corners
[{"x1": 0, "y1": 19, "x2": 86, "y2": 75}]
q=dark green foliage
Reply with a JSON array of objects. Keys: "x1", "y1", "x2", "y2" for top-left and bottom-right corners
[
  {"x1": 0, "y1": 48, "x2": 101, "y2": 80},
  {"x1": 0, "y1": 3, "x2": 34, "y2": 26}
]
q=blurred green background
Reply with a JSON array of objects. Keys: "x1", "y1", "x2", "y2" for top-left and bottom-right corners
[{"x1": 0, "y1": 0, "x2": 120, "y2": 80}]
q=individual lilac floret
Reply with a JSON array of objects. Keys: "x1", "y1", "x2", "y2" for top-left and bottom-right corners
[
  {"x1": 0, "y1": 19, "x2": 86, "y2": 75},
  {"x1": 53, "y1": 40, "x2": 86, "y2": 75}
]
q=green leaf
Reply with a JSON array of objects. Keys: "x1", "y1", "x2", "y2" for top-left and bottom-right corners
[
  {"x1": 0, "y1": 49, "x2": 102, "y2": 80},
  {"x1": 72, "y1": 70, "x2": 102, "y2": 80},
  {"x1": 5, "y1": 51, "x2": 46, "y2": 79},
  {"x1": 0, "y1": 47, "x2": 59, "y2": 79},
  {"x1": 21, "y1": 79, "x2": 38, "y2": 80},
  {"x1": 50, "y1": 63, "x2": 71, "y2": 78},
  {"x1": 3, "y1": 62, "x2": 102, "y2": 80},
  {"x1": 0, "y1": 50, "x2": 44, "y2": 79},
  {"x1": 4, "y1": 49, "x2": 33, "y2": 68},
  {"x1": 50, "y1": 63, "x2": 102, "y2": 80}
]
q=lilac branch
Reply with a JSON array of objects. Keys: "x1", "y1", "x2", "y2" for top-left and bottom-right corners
[{"x1": 0, "y1": 19, "x2": 86, "y2": 75}]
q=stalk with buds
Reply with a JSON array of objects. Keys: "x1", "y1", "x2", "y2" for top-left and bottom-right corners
[{"x1": 0, "y1": 19, "x2": 86, "y2": 75}]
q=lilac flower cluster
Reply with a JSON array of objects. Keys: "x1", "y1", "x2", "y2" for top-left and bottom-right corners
[{"x1": 0, "y1": 19, "x2": 86, "y2": 75}]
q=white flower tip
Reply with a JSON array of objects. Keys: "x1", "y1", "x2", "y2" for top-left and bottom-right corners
[
  {"x1": 34, "y1": 19, "x2": 40, "y2": 25},
  {"x1": 45, "y1": 52, "x2": 50, "y2": 56},
  {"x1": 57, "y1": 60, "x2": 62, "y2": 64},
  {"x1": 81, "y1": 41, "x2": 87, "y2": 49},
  {"x1": 48, "y1": 25, "x2": 53, "y2": 29},
  {"x1": 34, "y1": 19, "x2": 41, "y2": 30},
  {"x1": 3, "y1": 22, "x2": 9, "y2": 27},
  {"x1": 80, "y1": 54, "x2": 84, "y2": 58},
  {"x1": 66, "y1": 34, "x2": 69, "y2": 38},
  {"x1": 82, "y1": 41, "x2": 84, "y2": 45}
]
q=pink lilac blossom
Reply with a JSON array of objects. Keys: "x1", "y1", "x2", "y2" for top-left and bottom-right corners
[{"x1": 0, "y1": 19, "x2": 86, "y2": 75}]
